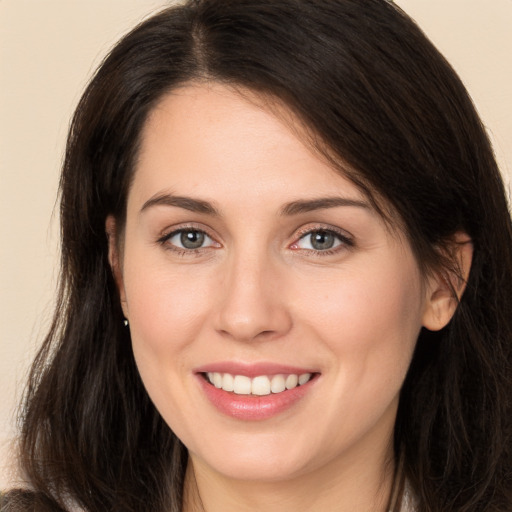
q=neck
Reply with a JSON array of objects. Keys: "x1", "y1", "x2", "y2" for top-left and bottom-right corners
[{"x1": 183, "y1": 441, "x2": 396, "y2": 512}]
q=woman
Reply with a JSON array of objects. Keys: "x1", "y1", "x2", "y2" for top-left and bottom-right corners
[{"x1": 3, "y1": 0, "x2": 511, "y2": 511}]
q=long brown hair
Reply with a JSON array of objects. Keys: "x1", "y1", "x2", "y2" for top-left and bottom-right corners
[{"x1": 3, "y1": 1, "x2": 512, "y2": 511}]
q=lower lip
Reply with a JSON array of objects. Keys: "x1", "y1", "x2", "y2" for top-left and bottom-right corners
[{"x1": 197, "y1": 375, "x2": 316, "y2": 421}]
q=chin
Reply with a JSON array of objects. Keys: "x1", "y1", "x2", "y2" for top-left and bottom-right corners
[
  {"x1": 201, "y1": 455, "x2": 309, "y2": 483},
  {"x1": 188, "y1": 431, "x2": 327, "y2": 483}
]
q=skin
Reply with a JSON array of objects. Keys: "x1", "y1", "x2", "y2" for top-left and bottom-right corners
[{"x1": 108, "y1": 83, "x2": 468, "y2": 512}]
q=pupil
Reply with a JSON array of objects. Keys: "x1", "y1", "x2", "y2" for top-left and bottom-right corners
[
  {"x1": 311, "y1": 231, "x2": 334, "y2": 250},
  {"x1": 181, "y1": 230, "x2": 205, "y2": 249}
]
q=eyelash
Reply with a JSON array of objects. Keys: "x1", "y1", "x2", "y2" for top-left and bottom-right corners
[
  {"x1": 291, "y1": 226, "x2": 354, "y2": 256},
  {"x1": 157, "y1": 225, "x2": 219, "y2": 256},
  {"x1": 157, "y1": 225, "x2": 354, "y2": 256}
]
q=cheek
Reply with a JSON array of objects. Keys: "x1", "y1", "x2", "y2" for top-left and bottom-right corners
[
  {"x1": 119, "y1": 245, "x2": 216, "y2": 407},
  {"x1": 123, "y1": 255, "x2": 209, "y2": 351},
  {"x1": 298, "y1": 255, "x2": 424, "y2": 392},
  {"x1": 324, "y1": 250, "x2": 422, "y2": 341},
  {"x1": 292, "y1": 258, "x2": 424, "y2": 446},
  {"x1": 120, "y1": 251, "x2": 215, "y2": 432}
]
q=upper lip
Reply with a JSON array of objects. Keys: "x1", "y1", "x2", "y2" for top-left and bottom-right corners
[{"x1": 193, "y1": 361, "x2": 319, "y2": 378}]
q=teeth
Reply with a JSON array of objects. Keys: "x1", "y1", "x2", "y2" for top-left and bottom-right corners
[
  {"x1": 213, "y1": 372, "x2": 223, "y2": 388},
  {"x1": 233, "y1": 375, "x2": 251, "y2": 395},
  {"x1": 285, "y1": 374, "x2": 298, "y2": 389},
  {"x1": 251, "y1": 375, "x2": 271, "y2": 396},
  {"x1": 206, "y1": 372, "x2": 313, "y2": 395},
  {"x1": 298, "y1": 373, "x2": 311, "y2": 385},
  {"x1": 222, "y1": 373, "x2": 234, "y2": 392},
  {"x1": 270, "y1": 374, "x2": 286, "y2": 393}
]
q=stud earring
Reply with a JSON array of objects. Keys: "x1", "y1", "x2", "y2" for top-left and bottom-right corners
[{"x1": 123, "y1": 319, "x2": 129, "y2": 327}]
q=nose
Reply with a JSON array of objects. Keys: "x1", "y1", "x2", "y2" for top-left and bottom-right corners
[{"x1": 214, "y1": 250, "x2": 293, "y2": 342}]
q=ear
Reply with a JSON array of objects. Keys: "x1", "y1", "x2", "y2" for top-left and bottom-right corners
[
  {"x1": 106, "y1": 215, "x2": 129, "y2": 319},
  {"x1": 422, "y1": 232, "x2": 473, "y2": 331}
]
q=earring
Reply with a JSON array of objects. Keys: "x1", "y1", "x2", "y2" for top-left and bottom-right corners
[{"x1": 123, "y1": 319, "x2": 129, "y2": 327}]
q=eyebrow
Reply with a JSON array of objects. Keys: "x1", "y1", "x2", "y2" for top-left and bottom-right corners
[
  {"x1": 140, "y1": 193, "x2": 370, "y2": 217},
  {"x1": 279, "y1": 197, "x2": 370, "y2": 216},
  {"x1": 140, "y1": 193, "x2": 220, "y2": 216}
]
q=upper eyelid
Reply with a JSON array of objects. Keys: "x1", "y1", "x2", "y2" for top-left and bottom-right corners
[
  {"x1": 293, "y1": 224, "x2": 354, "y2": 241},
  {"x1": 162, "y1": 228, "x2": 212, "y2": 242},
  {"x1": 158, "y1": 223, "x2": 217, "y2": 242}
]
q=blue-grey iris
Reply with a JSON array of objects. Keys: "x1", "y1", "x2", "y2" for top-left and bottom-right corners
[
  {"x1": 181, "y1": 230, "x2": 205, "y2": 249},
  {"x1": 310, "y1": 231, "x2": 335, "y2": 250}
]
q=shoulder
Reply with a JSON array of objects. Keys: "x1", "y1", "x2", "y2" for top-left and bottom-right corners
[
  {"x1": 1, "y1": 489, "x2": 65, "y2": 511},
  {"x1": 1, "y1": 489, "x2": 30, "y2": 511}
]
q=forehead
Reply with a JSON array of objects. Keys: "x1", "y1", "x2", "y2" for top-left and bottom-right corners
[{"x1": 134, "y1": 84, "x2": 358, "y2": 202}]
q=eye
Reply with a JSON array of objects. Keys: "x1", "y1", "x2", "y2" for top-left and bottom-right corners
[
  {"x1": 161, "y1": 229, "x2": 218, "y2": 251},
  {"x1": 293, "y1": 229, "x2": 351, "y2": 252}
]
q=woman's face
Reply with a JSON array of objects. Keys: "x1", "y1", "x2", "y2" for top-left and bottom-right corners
[{"x1": 112, "y1": 83, "x2": 436, "y2": 483}]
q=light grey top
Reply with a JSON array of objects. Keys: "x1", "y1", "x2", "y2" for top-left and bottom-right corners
[{"x1": 400, "y1": 482, "x2": 418, "y2": 511}]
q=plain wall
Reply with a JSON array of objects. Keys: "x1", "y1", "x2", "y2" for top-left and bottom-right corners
[{"x1": 1, "y1": 0, "x2": 511, "y2": 489}]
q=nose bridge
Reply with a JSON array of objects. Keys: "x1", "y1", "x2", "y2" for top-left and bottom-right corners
[{"x1": 215, "y1": 242, "x2": 292, "y2": 341}]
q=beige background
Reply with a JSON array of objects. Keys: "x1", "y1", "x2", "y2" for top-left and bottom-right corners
[{"x1": 1, "y1": 0, "x2": 511, "y2": 489}]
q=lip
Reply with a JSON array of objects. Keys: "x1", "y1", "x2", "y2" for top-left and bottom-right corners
[
  {"x1": 194, "y1": 361, "x2": 319, "y2": 421},
  {"x1": 194, "y1": 361, "x2": 318, "y2": 378}
]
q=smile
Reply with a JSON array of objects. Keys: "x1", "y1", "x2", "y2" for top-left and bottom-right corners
[
  {"x1": 196, "y1": 365, "x2": 319, "y2": 421},
  {"x1": 205, "y1": 372, "x2": 313, "y2": 395}
]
